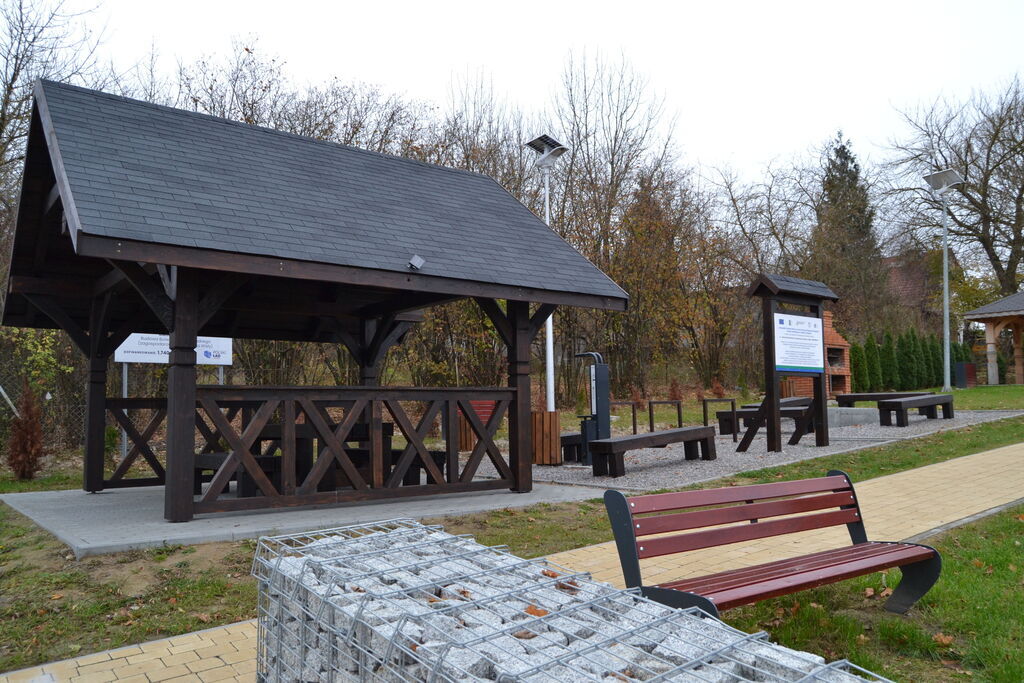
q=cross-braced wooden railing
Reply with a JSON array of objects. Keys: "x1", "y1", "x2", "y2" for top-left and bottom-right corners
[
  {"x1": 105, "y1": 398, "x2": 168, "y2": 488},
  {"x1": 187, "y1": 386, "x2": 515, "y2": 515}
]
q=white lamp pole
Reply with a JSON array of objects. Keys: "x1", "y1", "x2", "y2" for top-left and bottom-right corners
[
  {"x1": 525, "y1": 135, "x2": 568, "y2": 413},
  {"x1": 924, "y1": 169, "x2": 965, "y2": 392},
  {"x1": 542, "y1": 165, "x2": 555, "y2": 412}
]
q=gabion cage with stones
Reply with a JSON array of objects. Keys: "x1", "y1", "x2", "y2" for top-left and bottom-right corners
[{"x1": 252, "y1": 519, "x2": 890, "y2": 682}]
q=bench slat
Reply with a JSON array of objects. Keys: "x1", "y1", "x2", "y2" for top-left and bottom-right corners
[
  {"x1": 589, "y1": 426, "x2": 713, "y2": 454},
  {"x1": 877, "y1": 394, "x2": 952, "y2": 409},
  {"x1": 700, "y1": 545, "x2": 935, "y2": 610},
  {"x1": 663, "y1": 542, "x2": 914, "y2": 594},
  {"x1": 634, "y1": 491, "x2": 856, "y2": 537},
  {"x1": 637, "y1": 508, "x2": 860, "y2": 559},
  {"x1": 627, "y1": 475, "x2": 851, "y2": 514}
]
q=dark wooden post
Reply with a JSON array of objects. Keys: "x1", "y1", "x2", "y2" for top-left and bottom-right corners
[
  {"x1": 165, "y1": 270, "x2": 198, "y2": 522},
  {"x1": 83, "y1": 295, "x2": 113, "y2": 492},
  {"x1": 761, "y1": 297, "x2": 782, "y2": 452},
  {"x1": 812, "y1": 302, "x2": 830, "y2": 446},
  {"x1": 507, "y1": 300, "x2": 532, "y2": 492},
  {"x1": 83, "y1": 355, "x2": 107, "y2": 492}
]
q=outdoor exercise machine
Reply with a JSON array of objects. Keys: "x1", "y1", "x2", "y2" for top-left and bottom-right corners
[
  {"x1": 561, "y1": 352, "x2": 716, "y2": 476},
  {"x1": 566, "y1": 352, "x2": 611, "y2": 466}
]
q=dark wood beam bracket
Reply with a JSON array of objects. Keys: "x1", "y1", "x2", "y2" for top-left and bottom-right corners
[
  {"x1": 108, "y1": 259, "x2": 173, "y2": 330},
  {"x1": 474, "y1": 297, "x2": 512, "y2": 347},
  {"x1": 22, "y1": 294, "x2": 89, "y2": 352}
]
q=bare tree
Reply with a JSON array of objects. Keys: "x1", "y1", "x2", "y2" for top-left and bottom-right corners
[
  {"x1": 889, "y1": 78, "x2": 1024, "y2": 295},
  {"x1": 0, "y1": 0, "x2": 101, "y2": 231}
]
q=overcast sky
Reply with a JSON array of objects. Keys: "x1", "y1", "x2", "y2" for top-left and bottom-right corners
[{"x1": 70, "y1": 0, "x2": 1024, "y2": 178}]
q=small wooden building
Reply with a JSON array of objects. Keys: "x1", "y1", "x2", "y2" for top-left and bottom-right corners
[
  {"x1": 964, "y1": 292, "x2": 1024, "y2": 385},
  {"x1": 2, "y1": 81, "x2": 627, "y2": 521}
]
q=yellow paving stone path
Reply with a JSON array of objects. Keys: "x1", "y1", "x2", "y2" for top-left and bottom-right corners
[{"x1": 2, "y1": 441, "x2": 1022, "y2": 682}]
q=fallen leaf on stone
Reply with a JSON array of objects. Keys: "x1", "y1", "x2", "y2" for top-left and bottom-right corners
[
  {"x1": 524, "y1": 605, "x2": 549, "y2": 617},
  {"x1": 512, "y1": 630, "x2": 537, "y2": 639},
  {"x1": 541, "y1": 569, "x2": 559, "y2": 578}
]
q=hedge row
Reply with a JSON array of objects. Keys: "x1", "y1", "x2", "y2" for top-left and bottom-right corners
[{"x1": 849, "y1": 330, "x2": 975, "y2": 392}]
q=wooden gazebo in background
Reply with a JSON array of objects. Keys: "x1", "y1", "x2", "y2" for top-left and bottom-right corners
[
  {"x1": 964, "y1": 291, "x2": 1024, "y2": 385},
  {"x1": 2, "y1": 81, "x2": 627, "y2": 522}
]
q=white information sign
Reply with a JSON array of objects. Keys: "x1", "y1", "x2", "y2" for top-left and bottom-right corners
[
  {"x1": 114, "y1": 334, "x2": 233, "y2": 366},
  {"x1": 773, "y1": 313, "x2": 824, "y2": 373}
]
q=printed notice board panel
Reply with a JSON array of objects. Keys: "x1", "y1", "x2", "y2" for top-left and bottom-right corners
[
  {"x1": 773, "y1": 313, "x2": 824, "y2": 373},
  {"x1": 114, "y1": 334, "x2": 233, "y2": 365}
]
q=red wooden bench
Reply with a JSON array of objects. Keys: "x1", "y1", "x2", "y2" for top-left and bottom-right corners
[{"x1": 604, "y1": 470, "x2": 941, "y2": 618}]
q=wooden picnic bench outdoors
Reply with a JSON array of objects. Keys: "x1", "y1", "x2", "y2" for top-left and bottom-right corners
[
  {"x1": 835, "y1": 392, "x2": 933, "y2": 407},
  {"x1": 604, "y1": 470, "x2": 942, "y2": 618},
  {"x1": 560, "y1": 431, "x2": 583, "y2": 461},
  {"x1": 588, "y1": 426, "x2": 716, "y2": 477},
  {"x1": 877, "y1": 394, "x2": 954, "y2": 427},
  {"x1": 718, "y1": 397, "x2": 816, "y2": 449},
  {"x1": 717, "y1": 404, "x2": 814, "y2": 436}
]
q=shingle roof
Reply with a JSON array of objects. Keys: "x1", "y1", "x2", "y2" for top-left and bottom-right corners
[
  {"x1": 35, "y1": 80, "x2": 626, "y2": 305},
  {"x1": 964, "y1": 291, "x2": 1024, "y2": 319},
  {"x1": 745, "y1": 273, "x2": 839, "y2": 301}
]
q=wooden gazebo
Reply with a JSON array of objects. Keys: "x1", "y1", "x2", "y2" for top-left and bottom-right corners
[
  {"x1": 964, "y1": 291, "x2": 1024, "y2": 385},
  {"x1": 2, "y1": 81, "x2": 627, "y2": 522}
]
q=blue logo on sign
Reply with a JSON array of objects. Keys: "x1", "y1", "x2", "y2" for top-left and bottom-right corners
[{"x1": 204, "y1": 350, "x2": 212, "y2": 358}]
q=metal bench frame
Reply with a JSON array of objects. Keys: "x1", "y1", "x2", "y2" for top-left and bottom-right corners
[{"x1": 604, "y1": 470, "x2": 941, "y2": 618}]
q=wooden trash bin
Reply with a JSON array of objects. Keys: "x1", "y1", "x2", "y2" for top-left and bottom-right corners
[
  {"x1": 458, "y1": 400, "x2": 498, "y2": 451},
  {"x1": 531, "y1": 410, "x2": 561, "y2": 465}
]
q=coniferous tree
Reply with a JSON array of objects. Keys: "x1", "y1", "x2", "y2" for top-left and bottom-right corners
[
  {"x1": 930, "y1": 336, "x2": 943, "y2": 386},
  {"x1": 910, "y1": 330, "x2": 927, "y2": 388},
  {"x1": 801, "y1": 134, "x2": 890, "y2": 337},
  {"x1": 881, "y1": 332, "x2": 898, "y2": 389},
  {"x1": 897, "y1": 332, "x2": 916, "y2": 390},
  {"x1": 849, "y1": 343, "x2": 866, "y2": 392},
  {"x1": 864, "y1": 335, "x2": 882, "y2": 391}
]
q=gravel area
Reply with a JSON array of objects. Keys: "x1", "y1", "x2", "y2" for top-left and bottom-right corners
[{"x1": 516, "y1": 409, "x2": 1023, "y2": 492}]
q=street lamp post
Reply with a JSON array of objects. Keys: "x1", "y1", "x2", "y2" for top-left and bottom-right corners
[
  {"x1": 924, "y1": 169, "x2": 965, "y2": 392},
  {"x1": 525, "y1": 135, "x2": 568, "y2": 412}
]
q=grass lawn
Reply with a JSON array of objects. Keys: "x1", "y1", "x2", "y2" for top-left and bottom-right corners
[
  {"x1": 721, "y1": 503, "x2": 1024, "y2": 681},
  {"x1": 428, "y1": 415, "x2": 1024, "y2": 558},
  {"x1": 0, "y1": 389, "x2": 1021, "y2": 675},
  {"x1": 931, "y1": 384, "x2": 1024, "y2": 410}
]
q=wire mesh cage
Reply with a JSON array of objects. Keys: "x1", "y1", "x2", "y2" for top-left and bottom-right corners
[{"x1": 252, "y1": 519, "x2": 890, "y2": 682}]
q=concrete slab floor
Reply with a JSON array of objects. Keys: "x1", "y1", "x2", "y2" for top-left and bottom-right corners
[{"x1": 0, "y1": 482, "x2": 601, "y2": 558}]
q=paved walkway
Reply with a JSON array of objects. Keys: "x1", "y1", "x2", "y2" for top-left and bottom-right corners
[
  {"x1": 2, "y1": 442, "x2": 1022, "y2": 682},
  {"x1": 0, "y1": 483, "x2": 600, "y2": 558}
]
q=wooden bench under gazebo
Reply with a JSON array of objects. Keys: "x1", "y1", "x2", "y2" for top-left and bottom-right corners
[{"x1": 2, "y1": 81, "x2": 628, "y2": 522}]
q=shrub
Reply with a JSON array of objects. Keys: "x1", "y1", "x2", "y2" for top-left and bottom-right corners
[
  {"x1": 5, "y1": 379, "x2": 46, "y2": 480},
  {"x1": 668, "y1": 378, "x2": 683, "y2": 401},
  {"x1": 897, "y1": 332, "x2": 917, "y2": 390},
  {"x1": 864, "y1": 335, "x2": 882, "y2": 392},
  {"x1": 881, "y1": 332, "x2": 898, "y2": 389},
  {"x1": 849, "y1": 343, "x2": 866, "y2": 392}
]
